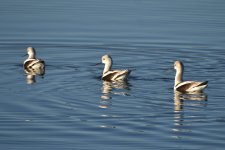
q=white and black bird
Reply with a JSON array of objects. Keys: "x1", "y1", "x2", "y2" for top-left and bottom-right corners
[
  {"x1": 101, "y1": 55, "x2": 131, "y2": 81},
  {"x1": 23, "y1": 47, "x2": 45, "y2": 76},
  {"x1": 174, "y1": 60, "x2": 208, "y2": 93}
]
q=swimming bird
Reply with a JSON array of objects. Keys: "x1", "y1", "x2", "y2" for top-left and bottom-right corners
[
  {"x1": 174, "y1": 60, "x2": 208, "y2": 93},
  {"x1": 101, "y1": 54, "x2": 131, "y2": 81},
  {"x1": 23, "y1": 47, "x2": 45, "y2": 76}
]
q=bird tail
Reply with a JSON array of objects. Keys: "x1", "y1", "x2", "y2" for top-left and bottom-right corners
[{"x1": 198, "y1": 81, "x2": 208, "y2": 86}]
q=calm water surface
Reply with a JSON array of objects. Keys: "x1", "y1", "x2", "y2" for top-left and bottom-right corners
[{"x1": 0, "y1": 0, "x2": 225, "y2": 149}]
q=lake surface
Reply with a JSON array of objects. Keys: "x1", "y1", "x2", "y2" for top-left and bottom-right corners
[{"x1": 0, "y1": 0, "x2": 225, "y2": 149}]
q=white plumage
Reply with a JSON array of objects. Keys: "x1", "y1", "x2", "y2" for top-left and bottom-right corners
[
  {"x1": 23, "y1": 47, "x2": 45, "y2": 76},
  {"x1": 101, "y1": 55, "x2": 131, "y2": 81},
  {"x1": 174, "y1": 60, "x2": 208, "y2": 93}
]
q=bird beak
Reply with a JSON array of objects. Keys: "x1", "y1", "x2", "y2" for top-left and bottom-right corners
[
  {"x1": 23, "y1": 54, "x2": 28, "y2": 57},
  {"x1": 164, "y1": 66, "x2": 173, "y2": 74},
  {"x1": 93, "y1": 62, "x2": 102, "y2": 66}
]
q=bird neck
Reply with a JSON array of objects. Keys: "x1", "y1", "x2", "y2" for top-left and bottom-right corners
[
  {"x1": 175, "y1": 69, "x2": 183, "y2": 87},
  {"x1": 103, "y1": 61, "x2": 112, "y2": 75},
  {"x1": 28, "y1": 53, "x2": 36, "y2": 59}
]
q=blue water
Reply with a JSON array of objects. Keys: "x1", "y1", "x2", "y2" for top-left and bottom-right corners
[{"x1": 0, "y1": 0, "x2": 225, "y2": 149}]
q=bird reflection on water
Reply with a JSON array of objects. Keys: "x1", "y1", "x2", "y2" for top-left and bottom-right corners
[
  {"x1": 99, "y1": 80, "x2": 131, "y2": 108},
  {"x1": 172, "y1": 91, "x2": 208, "y2": 139},
  {"x1": 24, "y1": 68, "x2": 45, "y2": 84},
  {"x1": 174, "y1": 91, "x2": 208, "y2": 112}
]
